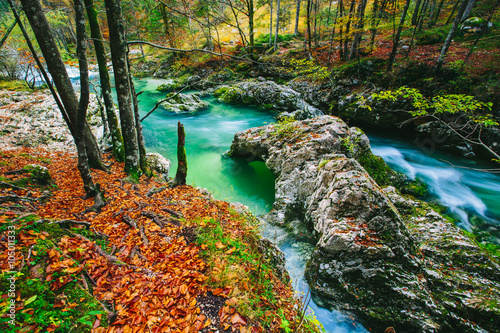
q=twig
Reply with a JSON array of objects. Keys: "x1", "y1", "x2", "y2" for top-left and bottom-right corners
[{"x1": 140, "y1": 81, "x2": 202, "y2": 123}]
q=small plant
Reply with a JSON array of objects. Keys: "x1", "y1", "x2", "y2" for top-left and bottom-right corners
[{"x1": 271, "y1": 116, "x2": 299, "y2": 138}]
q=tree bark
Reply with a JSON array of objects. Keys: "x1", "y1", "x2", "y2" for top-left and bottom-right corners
[
  {"x1": 274, "y1": 0, "x2": 281, "y2": 50},
  {"x1": 294, "y1": 0, "x2": 301, "y2": 36},
  {"x1": 461, "y1": 0, "x2": 476, "y2": 21},
  {"x1": 411, "y1": 0, "x2": 423, "y2": 25},
  {"x1": 173, "y1": 122, "x2": 187, "y2": 187},
  {"x1": 349, "y1": 0, "x2": 368, "y2": 59},
  {"x1": 0, "y1": 20, "x2": 17, "y2": 49},
  {"x1": 84, "y1": 0, "x2": 125, "y2": 162},
  {"x1": 437, "y1": 0, "x2": 470, "y2": 68},
  {"x1": 269, "y1": 0, "x2": 273, "y2": 48},
  {"x1": 104, "y1": 0, "x2": 140, "y2": 176},
  {"x1": 19, "y1": 0, "x2": 104, "y2": 169},
  {"x1": 306, "y1": 0, "x2": 312, "y2": 56},
  {"x1": 74, "y1": 0, "x2": 97, "y2": 196},
  {"x1": 386, "y1": 0, "x2": 412, "y2": 71}
]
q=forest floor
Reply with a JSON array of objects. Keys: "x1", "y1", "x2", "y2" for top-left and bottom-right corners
[{"x1": 0, "y1": 90, "x2": 313, "y2": 332}]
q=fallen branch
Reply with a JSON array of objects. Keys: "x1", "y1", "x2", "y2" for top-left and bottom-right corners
[
  {"x1": 122, "y1": 214, "x2": 138, "y2": 229},
  {"x1": 0, "y1": 181, "x2": 25, "y2": 191},
  {"x1": 73, "y1": 233, "x2": 158, "y2": 276},
  {"x1": 141, "y1": 211, "x2": 165, "y2": 228},
  {"x1": 139, "y1": 225, "x2": 149, "y2": 246},
  {"x1": 162, "y1": 207, "x2": 183, "y2": 218},
  {"x1": 0, "y1": 194, "x2": 38, "y2": 204},
  {"x1": 146, "y1": 186, "x2": 167, "y2": 197},
  {"x1": 36, "y1": 218, "x2": 91, "y2": 228}
]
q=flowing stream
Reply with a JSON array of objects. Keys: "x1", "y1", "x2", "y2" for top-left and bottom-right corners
[{"x1": 122, "y1": 77, "x2": 500, "y2": 332}]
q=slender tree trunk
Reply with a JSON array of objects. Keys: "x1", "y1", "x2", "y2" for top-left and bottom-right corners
[
  {"x1": 437, "y1": 0, "x2": 470, "y2": 68},
  {"x1": 430, "y1": 0, "x2": 445, "y2": 26},
  {"x1": 338, "y1": 0, "x2": 344, "y2": 59},
  {"x1": 173, "y1": 122, "x2": 187, "y2": 187},
  {"x1": 461, "y1": 0, "x2": 476, "y2": 20},
  {"x1": 411, "y1": 0, "x2": 423, "y2": 25},
  {"x1": 349, "y1": 0, "x2": 368, "y2": 59},
  {"x1": 370, "y1": 0, "x2": 380, "y2": 51},
  {"x1": 445, "y1": 0, "x2": 461, "y2": 24},
  {"x1": 306, "y1": 0, "x2": 312, "y2": 56},
  {"x1": 127, "y1": 58, "x2": 149, "y2": 176},
  {"x1": 248, "y1": 0, "x2": 255, "y2": 48},
  {"x1": 274, "y1": 0, "x2": 281, "y2": 50},
  {"x1": 269, "y1": 0, "x2": 273, "y2": 48},
  {"x1": 387, "y1": 0, "x2": 412, "y2": 71},
  {"x1": 19, "y1": 0, "x2": 104, "y2": 169},
  {"x1": 0, "y1": 20, "x2": 17, "y2": 49},
  {"x1": 84, "y1": 0, "x2": 125, "y2": 162},
  {"x1": 74, "y1": 0, "x2": 96, "y2": 196},
  {"x1": 416, "y1": 0, "x2": 430, "y2": 31},
  {"x1": 104, "y1": 0, "x2": 140, "y2": 175},
  {"x1": 294, "y1": 0, "x2": 301, "y2": 35},
  {"x1": 343, "y1": 0, "x2": 356, "y2": 59}
]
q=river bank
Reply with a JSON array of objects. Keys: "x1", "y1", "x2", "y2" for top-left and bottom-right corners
[{"x1": 0, "y1": 88, "x2": 321, "y2": 333}]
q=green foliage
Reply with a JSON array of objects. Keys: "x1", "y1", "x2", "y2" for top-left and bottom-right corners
[
  {"x1": 371, "y1": 87, "x2": 496, "y2": 126},
  {"x1": 415, "y1": 26, "x2": 449, "y2": 45},
  {"x1": 0, "y1": 216, "x2": 108, "y2": 332},
  {"x1": 214, "y1": 86, "x2": 244, "y2": 104},
  {"x1": 271, "y1": 116, "x2": 299, "y2": 138},
  {"x1": 0, "y1": 77, "x2": 30, "y2": 91},
  {"x1": 254, "y1": 33, "x2": 294, "y2": 46},
  {"x1": 281, "y1": 59, "x2": 330, "y2": 82}
]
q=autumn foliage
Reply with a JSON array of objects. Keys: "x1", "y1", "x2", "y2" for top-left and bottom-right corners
[{"x1": 0, "y1": 148, "x2": 312, "y2": 333}]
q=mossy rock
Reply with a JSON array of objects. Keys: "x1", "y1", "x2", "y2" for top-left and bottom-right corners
[
  {"x1": 215, "y1": 86, "x2": 244, "y2": 104},
  {"x1": 23, "y1": 164, "x2": 52, "y2": 185}
]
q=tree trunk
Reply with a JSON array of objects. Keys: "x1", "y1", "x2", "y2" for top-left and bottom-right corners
[
  {"x1": 173, "y1": 122, "x2": 187, "y2": 187},
  {"x1": 74, "y1": 0, "x2": 96, "y2": 196},
  {"x1": 411, "y1": 0, "x2": 423, "y2": 25},
  {"x1": 104, "y1": 0, "x2": 140, "y2": 176},
  {"x1": 430, "y1": 0, "x2": 445, "y2": 26},
  {"x1": 386, "y1": 0, "x2": 412, "y2": 71},
  {"x1": 349, "y1": 0, "x2": 368, "y2": 59},
  {"x1": 437, "y1": 0, "x2": 470, "y2": 68},
  {"x1": 294, "y1": 0, "x2": 301, "y2": 35},
  {"x1": 343, "y1": 0, "x2": 356, "y2": 59},
  {"x1": 306, "y1": 0, "x2": 312, "y2": 56},
  {"x1": 461, "y1": 0, "x2": 476, "y2": 20},
  {"x1": 269, "y1": 0, "x2": 273, "y2": 48},
  {"x1": 128, "y1": 59, "x2": 149, "y2": 176},
  {"x1": 462, "y1": 0, "x2": 500, "y2": 67},
  {"x1": 0, "y1": 20, "x2": 17, "y2": 49},
  {"x1": 274, "y1": 0, "x2": 281, "y2": 50},
  {"x1": 84, "y1": 0, "x2": 125, "y2": 162},
  {"x1": 19, "y1": 0, "x2": 104, "y2": 169},
  {"x1": 248, "y1": 0, "x2": 255, "y2": 48}
]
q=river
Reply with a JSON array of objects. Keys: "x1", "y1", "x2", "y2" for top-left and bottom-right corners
[{"x1": 125, "y1": 77, "x2": 499, "y2": 332}]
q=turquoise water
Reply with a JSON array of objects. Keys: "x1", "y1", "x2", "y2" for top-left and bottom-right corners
[{"x1": 124, "y1": 77, "x2": 500, "y2": 332}]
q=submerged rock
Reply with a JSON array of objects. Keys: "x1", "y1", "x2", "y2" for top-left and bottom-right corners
[
  {"x1": 228, "y1": 115, "x2": 500, "y2": 332},
  {"x1": 214, "y1": 80, "x2": 323, "y2": 120},
  {"x1": 160, "y1": 93, "x2": 208, "y2": 113}
]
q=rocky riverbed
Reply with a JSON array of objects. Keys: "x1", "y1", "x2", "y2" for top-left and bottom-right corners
[{"x1": 228, "y1": 115, "x2": 500, "y2": 332}]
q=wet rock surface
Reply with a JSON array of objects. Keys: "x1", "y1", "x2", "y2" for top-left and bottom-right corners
[
  {"x1": 214, "y1": 80, "x2": 324, "y2": 120},
  {"x1": 228, "y1": 115, "x2": 500, "y2": 332},
  {"x1": 160, "y1": 93, "x2": 208, "y2": 113}
]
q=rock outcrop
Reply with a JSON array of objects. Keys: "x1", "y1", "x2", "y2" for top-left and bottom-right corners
[
  {"x1": 160, "y1": 93, "x2": 208, "y2": 113},
  {"x1": 214, "y1": 80, "x2": 324, "y2": 120},
  {"x1": 228, "y1": 115, "x2": 500, "y2": 332}
]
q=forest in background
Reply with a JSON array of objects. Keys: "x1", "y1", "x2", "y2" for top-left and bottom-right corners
[{"x1": 1, "y1": 0, "x2": 499, "y2": 96}]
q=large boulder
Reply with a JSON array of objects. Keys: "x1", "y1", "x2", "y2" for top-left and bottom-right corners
[
  {"x1": 228, "y1": 115, "x2": 500, "y2": 332},
  {"x1": 214, "y1": 80, "x2": 323, "y2": 120},
  {"x1": 160, "y1": 93, "x2": 208, "y2": 113}
]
